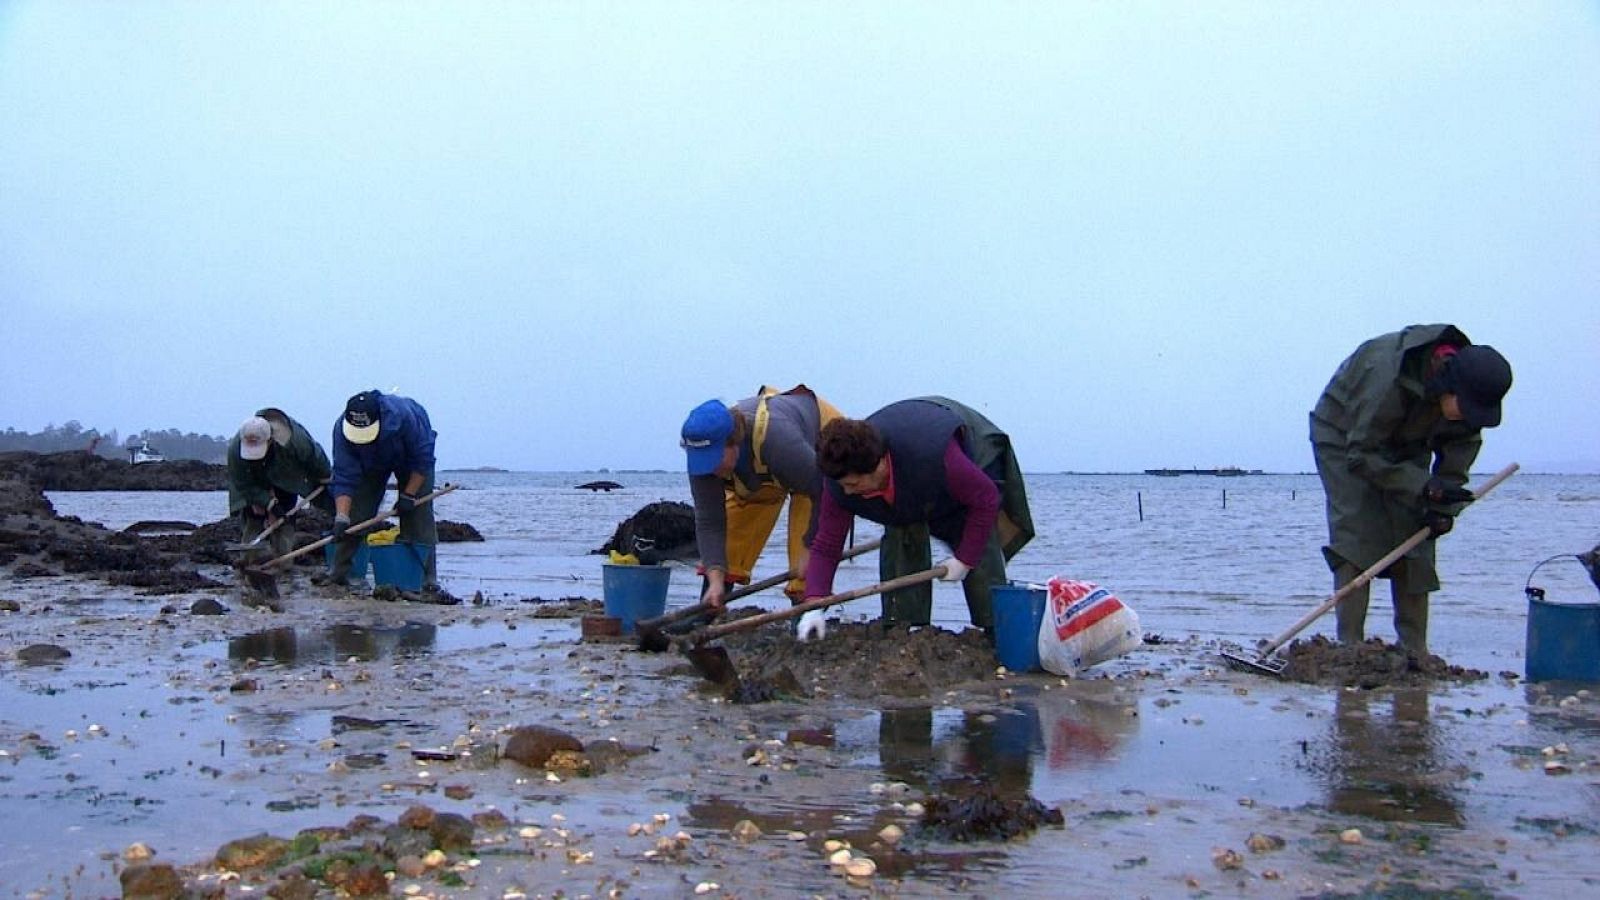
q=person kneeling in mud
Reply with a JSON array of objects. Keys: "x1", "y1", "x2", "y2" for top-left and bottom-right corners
[{"x1": 798, "y1": 397, "x2": 1033, "y2": 641}]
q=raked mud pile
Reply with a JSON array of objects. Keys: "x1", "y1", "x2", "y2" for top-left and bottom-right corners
[
  {"x1": 719, "y1": 620, "x2": 1003, "y2": 699},
  {"x1": 1279, "y1": 635, "x2": 1490, "y2": 688}
]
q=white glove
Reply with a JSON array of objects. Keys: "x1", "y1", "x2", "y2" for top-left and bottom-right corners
[
  {"x1": 938, "y1": 558, "x2": 971, "y2": 582},
  {"x1": 796, "y1": 609, "x2": 828, "y2": 641}
]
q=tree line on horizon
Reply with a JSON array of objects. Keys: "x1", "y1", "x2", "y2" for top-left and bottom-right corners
[{"x1": 0, "y1": 421, "x2": 228, "y2": 463}]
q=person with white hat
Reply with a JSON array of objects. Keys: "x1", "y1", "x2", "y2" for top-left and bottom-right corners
[
  {"x1": 226, "y1": 408, "x2": 333, "y2": 565},
  {"x1": 325, "y1": 390, "x2": 439, "y2": 592}
]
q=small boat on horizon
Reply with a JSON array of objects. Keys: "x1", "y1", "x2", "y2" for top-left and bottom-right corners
[{"x1": 129, "y1": 441, "x2": 165, "y2": 465}]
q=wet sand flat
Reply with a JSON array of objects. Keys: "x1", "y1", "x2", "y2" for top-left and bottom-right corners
[{"x1": 3, "y1": 569, "x2": 1598, "y2": 898}]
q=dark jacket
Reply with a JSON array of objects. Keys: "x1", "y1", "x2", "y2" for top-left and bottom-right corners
[
  {"x1": 1310, "y1": 324, "x2": 1483, "y2": 590},
  {"x1": 227, "y1": 409, "x2": 332, "y2": 515},
  {"x1": 330, "y1": 392, "x2": 437, "y2": 497},
  {"x1": 829, "y1": 397, "x2": 1034, "y2": 558},
  {"x1": 829, "y1": 399, "x2": 967, "y2": 540}
]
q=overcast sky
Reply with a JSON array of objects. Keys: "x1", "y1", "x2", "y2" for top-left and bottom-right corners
[{"x1": 2, "y1": 2, "x2": 1596, "y2": 473}]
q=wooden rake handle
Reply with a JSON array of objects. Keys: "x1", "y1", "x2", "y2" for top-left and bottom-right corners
[
  {"x1": 1258, "y1": 462, "x2": 1519, "y2": 657},
  {"x1": 724, "y1": 537, "x2": 884, "y2": 603},
  {"x1": 680, "y1": 563, "x2": 948, "y2": 647},
  {"x1": 241, "y1": 485, "x2": 327, "y2": 549},
  {"x1": 637, "y1": 538, "x2": 885, "y2": 633},
  {"x1": 251, "y1": 483, "x2": 459, "y2": 573}
]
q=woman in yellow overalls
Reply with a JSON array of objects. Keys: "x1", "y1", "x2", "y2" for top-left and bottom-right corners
[{"x1": 680, "y1": 385, "x2": 843, "y2": 607}]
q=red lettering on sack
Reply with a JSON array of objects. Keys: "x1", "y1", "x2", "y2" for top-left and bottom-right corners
[{"x1": 1055, "y1": 597, "x2": 1125, "y2": 639}]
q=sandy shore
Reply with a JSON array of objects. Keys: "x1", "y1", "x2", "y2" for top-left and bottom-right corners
[{"x1": 3, "y1": 564, "x2": 1598, "y2": 899}]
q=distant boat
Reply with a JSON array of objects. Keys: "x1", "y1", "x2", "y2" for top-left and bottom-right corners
[
  {"x1": 576, "y1": 480, "x2": 623, "y2": 492},
  {"x1": 129, "y1": 441, "x2": 165, "y2": 465},
  {"x1": 1144, "y1": 466, "x2": 1259, "y2": 477}
]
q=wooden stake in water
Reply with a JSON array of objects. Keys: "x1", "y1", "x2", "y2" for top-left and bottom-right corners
[{"x1": 1137, "y1": 491, "x2": 1144, "y2": 522}]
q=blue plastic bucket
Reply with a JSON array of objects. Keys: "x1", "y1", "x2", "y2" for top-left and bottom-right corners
[
  {"x1": 602, "y1": 564, "x2": 671, "y2": 634},
  {"x1": 992, "y1": 582, "x2": 1047, "y2": 673},
  {"x1": 1526, "y1": 591, "x2": 1600, "y2": 682},
  {"x1": 324, "y1": 540, "x2": 371, "y2": 580},
  {"x1": 370, "y1": 542, "x2": 434, "y2": 592}
]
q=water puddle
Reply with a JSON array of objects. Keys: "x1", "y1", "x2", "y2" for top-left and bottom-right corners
[
  {"x1": 221, "y1": 619, "x2": 542, "y2": 668},
  {"x1": 227, "y1": 623, "x2": 441, "y2": 666}
]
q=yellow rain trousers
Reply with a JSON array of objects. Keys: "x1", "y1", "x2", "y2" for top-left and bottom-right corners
[
  {"x1": 721, "y1": 482, "x2": 815, "y2": 600},
  {"x1": 719, "y1": 385, "x2": 843, "y2": 599}
]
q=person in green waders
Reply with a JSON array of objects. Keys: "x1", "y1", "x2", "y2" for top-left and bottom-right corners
[
  {"x1": 798, "y1": 397, "x2": 1034, "y2": 641},
  {"x1": 1310, "y1": 324, "x2": 1512, "y2": 656}
]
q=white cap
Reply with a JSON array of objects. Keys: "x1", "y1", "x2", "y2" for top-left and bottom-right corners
[{"x1": 238, "y1": 416, "x2": 272, "y2": 460}]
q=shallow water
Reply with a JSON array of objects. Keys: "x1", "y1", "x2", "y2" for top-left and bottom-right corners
[
  {"x1": 48, "y1": 469, "x2": 1600, "y2": 669},
  {"x1": 18, "y1": 470, "x2": 1600, "y2": 896}
]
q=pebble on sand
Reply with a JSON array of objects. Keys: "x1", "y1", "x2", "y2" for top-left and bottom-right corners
[
  {"x1": 844, "y1": 858, "x2": 877, "y2": 879},
  {"x1": 1339, "y1": 828, "x2": 1364, "y2": 844},
  {"x1": 1245, "y1": 832, "x2": 1285, "y2": 853}
]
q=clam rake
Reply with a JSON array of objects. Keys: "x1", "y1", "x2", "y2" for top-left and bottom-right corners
[
  {"x1": 243, "y1": 480, "x2": 460, "y2": 576},
  {"x1": 635, "y1": 538, "x2": 884, "y2": 652},
  {"x1": 1221, "y1": 462, "x2": 1518, "y2": 677},
  {"x1": 675, "y1": 565, "x2": 948, "y2": 689},
  {"x1": 225, "y1": 485, "x2": 327, "y2": 554}
]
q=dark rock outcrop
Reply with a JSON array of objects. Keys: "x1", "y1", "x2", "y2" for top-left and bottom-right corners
[
  {"x1": 596, "y1": 500, "x2": 696, "y2": 563},
  {"x1": 0, "y1": 450, "x2": 227, "y2": 491}
]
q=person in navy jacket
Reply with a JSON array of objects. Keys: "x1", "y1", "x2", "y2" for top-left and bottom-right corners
[{"x1": 324, "y1": 389, "x2": 439, "y2": 591}]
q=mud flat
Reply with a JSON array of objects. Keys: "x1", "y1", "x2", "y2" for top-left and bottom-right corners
[
  {"x1": 3, "y1": 465, "x2": 1598, "y2": 897},
  {"x1": 2, "y1": 566, "x2": 1598, "y2": 898}
]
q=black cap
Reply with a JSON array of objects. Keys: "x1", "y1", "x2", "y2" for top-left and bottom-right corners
[
  {"x1": 342, "y1": 391, "x2": 382, "y2": 444},
  {"x1": 1450, "y1": 345, "x2": 1512, "y2": 429}
]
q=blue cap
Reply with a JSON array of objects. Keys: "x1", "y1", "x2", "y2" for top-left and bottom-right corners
[{"x1": 681, "y1": 400, "x2": 734, "y2": 476}]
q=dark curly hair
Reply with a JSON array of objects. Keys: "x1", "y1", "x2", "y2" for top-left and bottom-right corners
[{"x1": 817, "y1": 418, "x2": 885, "y2": 479}]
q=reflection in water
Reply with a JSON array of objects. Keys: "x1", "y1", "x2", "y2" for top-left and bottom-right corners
[
  {"x1": 1325, "y1": 688, "x2": 1463, "y2": 826},
  {"x1": 684, "y1": 691, "x2": 1137, "y2": 884},
  {"x1": 228, "y1": 622, "x2": 438, "y2": 666},
  {"x1": 879, "y1": 688, "x2": 1139, "y2": 797}
]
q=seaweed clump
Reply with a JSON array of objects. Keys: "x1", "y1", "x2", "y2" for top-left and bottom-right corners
[{"x1": 918, "y1": 785, "x2": 1064, "y2": 842}]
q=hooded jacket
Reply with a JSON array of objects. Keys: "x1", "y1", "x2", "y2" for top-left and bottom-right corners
[
  {"x1": 226, "y1": 409, "x2": 332, "y2": 515},
  {"x1": 1310, "y1": 323, "x2": 1483, "y2": 588}
]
